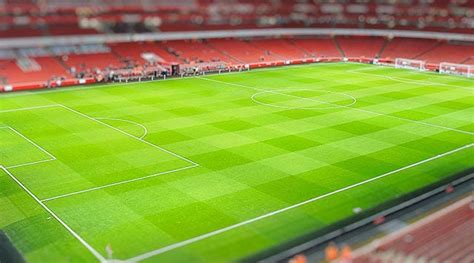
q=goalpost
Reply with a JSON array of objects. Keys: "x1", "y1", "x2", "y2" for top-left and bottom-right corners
[
  {"x1": 439, "y1": 62, "x2": 473, "y2": 78},
  {"x1": 395, "y1": 58, "x2": 426, "y2": 71}
]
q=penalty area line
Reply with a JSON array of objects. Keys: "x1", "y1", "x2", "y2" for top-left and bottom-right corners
[
  {"x1": 41, "y1": 164, "x2": 198, "y2": 202},
  {"x1": 0, "y1": 165, "x2": 107, "y2": 262},
  {"x1": 58, "y1": 104, "x2": 199, "y2": 166},
  {"x1": 1, "y1": 126, "x2": 57, "y2": 169},
  {"x1": 127, "y1": 143, "x2": 473, "y2": 262}
]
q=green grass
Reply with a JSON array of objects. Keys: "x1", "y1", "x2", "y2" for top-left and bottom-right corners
[{"x1": 0, "y1": 62, "x2": 472, "y2": 262}]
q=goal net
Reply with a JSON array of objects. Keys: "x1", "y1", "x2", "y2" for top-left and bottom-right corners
[
  {"x1": 439, "y1": 62, "x2": 473, "y2": 78},
  {"x1": 395, "y1": 58, "x2": 426, "y2": 71}
]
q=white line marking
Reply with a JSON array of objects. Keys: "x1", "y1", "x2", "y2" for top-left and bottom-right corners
[
  {"x1": 6, "y1": 159, "x2": 55, "y2": 169},
  {"x1": 94, "y1": 117, "x2": 148, "y2": 139},
  {"x1": 58, "y1": 104, "x2": 198, "y2": 166},
  {"x1": 1, "y1": 126, "x2": 57, "y2": 169},
  {"x1": 0, "y1": 104, "x2": 61, "y2": 113},
  {"x1": 128, "y1": 143, "x2": 473, "y2": 262},
  {"x1": 250, "y1": 89, "x2": 357, "y2": 110},
  {"x1": 6, "y1": 126, "x2": 56, "y2": 160},
  {"x1": 41, "y1": 164, "x2": 198, "y2": 202},
  {"x1": 346, "y1": 65, "x2": 473, "y2": 91},
  {"x1": 199, "y1": 77, "x2": 474, "y2": 136},
  {"x1": 0, "y1": 165, "x2": 107, "y2": 262}
]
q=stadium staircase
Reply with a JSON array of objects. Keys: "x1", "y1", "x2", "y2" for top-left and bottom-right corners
[
  {"x1": 285, "y1": 39, "x2": 312, "y2": 58},
  {"x1": 161, "y1": 40, "x2": 215, "y2": 64},
  {"x1": 15, "y1": 57, "x2": 41, "y2": 72},
  {"x1": 376, "y1": 39, "x2": 390, "y2": 58},
  {"x1": 416, "y1": 42, "x2": 474, "y2": 64},
  {"x1": 336, "y1": 36, "x2": 386, "y2": 58},
  {"x1": 290, "y1": 38, "x2": 342, "y2": 58},
  {"x1": 206, "y1": 41, "x2": 245, "y2": 64},
  {"x1": 412, "y1": 41, "x2": 443, "y2": 60},
  {"x1": 333, "y1": 37, "x2": 346, "y2": 57},
  {"x1": 380, "y1": 38, "x2": 440, "y2": 60},
  {"x1": 249, "y1": 39, "x2": 308, "y2": 60}
]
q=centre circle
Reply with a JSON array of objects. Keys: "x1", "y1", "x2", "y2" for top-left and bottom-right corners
[{"x1": 251, "y1": 89, "x2": 357, "y2": 110}]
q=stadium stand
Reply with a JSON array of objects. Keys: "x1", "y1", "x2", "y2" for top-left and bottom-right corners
[
  {"x1": 162, "y1": 40, "x2": 235, "y2": 64},
  {"x1": 415, "y1": 42, "x2": 474, "y2": 64},
  {"x1": 1, "y1": 35, "x2": 474, "y2": 87},
  {"x1": 110, "y1": 42, "x2": 181, "y2": 65},
  {"x1": 380, "y1": 38, "x2": 441, "y2": 61},
  {"x1": 290, "y1": 38, "x2": 342, "y2": 58},
  {"x1": 208, "y1": 39, "x2": 282, "y2": 63},
  {"x1": 248, "y1": 39, "x2": 310, "y2": 60},
  {"x1": 336, "y1": 36, "x2": 387, "y2": 58},
  {"x1": 352, "y1": 197, "x2": 474, "y2": 263},
  {"x1": 61, "y1": 53, "x2": 124, "y2": 73},
  {"x1": 0, "y1": 0, "x2": 473, "y2": 90},
  {"x1": 0, "y1": 57, "x2": 68, "y2": 84}
]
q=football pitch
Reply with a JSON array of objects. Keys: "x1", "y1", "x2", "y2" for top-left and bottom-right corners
[{"x1": 0, "y1": 62, "x2": 472, "y2": 262}]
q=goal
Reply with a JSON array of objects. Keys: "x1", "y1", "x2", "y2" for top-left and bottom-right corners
[
  {"x1": 439, "y1": 62, "x2": 473, "y2": 78},
  {"x1": 395, "y1": 58, "x2": 426, "y2": 71}
]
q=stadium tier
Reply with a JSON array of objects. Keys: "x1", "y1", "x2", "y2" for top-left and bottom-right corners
[{"x1": 0, "y1": 1, "x2": 473, "y2": 263}]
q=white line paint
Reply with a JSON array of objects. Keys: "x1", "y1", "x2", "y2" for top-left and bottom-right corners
[
  {"x1": 7, "y1": 126, "x2": 56, "y2": 160},
  {"x1": 94, "y1": 117, "x2": 148, "y2": 139},
  {"x1": 199, "y1": 77, "x2": 474, "y2": 136},
  {"x1": 58, "y1": 104, "x2": 199, "y2": 166},
  {"x1": 250, "y1": 88, "x2": 357, "y2": 110},
  {"x1": 0, "y1": 165, "x2": 107, "y2": 262},
  {"x1": 6, "y1": 159, "x2": 55, "y2": 169},
  {"x1": 41, "y1": 164, "x2": 198, "y2": 202},
  {"x1": 0, "y1": 104, "x2": 61, "y2": 113},
  {"x1": 1, "y1": 126, "x2": 57, "y2": 169},
  {"x1": 128, "y1": 143, "x2": 473, "y2": 262},
  {"x1": 346, "y1": 66, "x2": 473, "y2": 91}
]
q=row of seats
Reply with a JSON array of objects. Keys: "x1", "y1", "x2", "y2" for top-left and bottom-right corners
[
  {"x1": 1, "y1": 37, "x2": 473, "y2": 85},
  {"x1": 354, "y1": 199, "x2": 473, "y2": 263}
]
